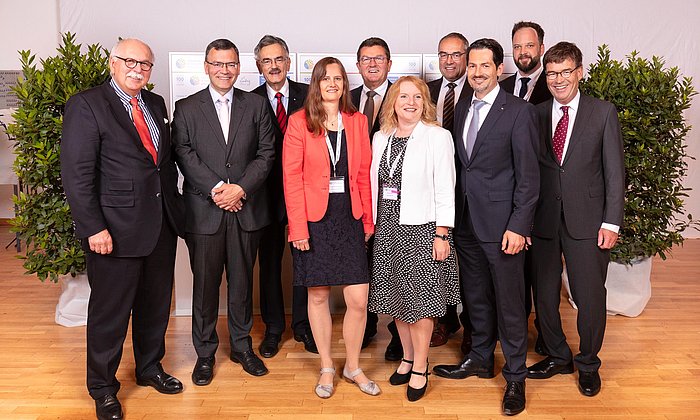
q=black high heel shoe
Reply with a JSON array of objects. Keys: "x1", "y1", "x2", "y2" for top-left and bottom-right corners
[
  {"x1": 407, "y1": 367, "x2": 430, "y2": 402},
  {"x1": 389, "y1": 358, "x2": 413, "y2": 385}
]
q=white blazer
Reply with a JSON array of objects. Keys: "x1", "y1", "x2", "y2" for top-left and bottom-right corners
[{"x1": 370, "y1": 120, "x2": 456, "y2": 227}]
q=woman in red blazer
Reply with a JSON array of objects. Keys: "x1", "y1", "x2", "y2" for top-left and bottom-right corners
[{"x1": 283, "y1": 57, "x2": 377, "y2": 399}]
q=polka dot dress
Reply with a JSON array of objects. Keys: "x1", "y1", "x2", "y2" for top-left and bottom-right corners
[{"x1": 368, "y1": 135, "x2": 460, "y2": 324}]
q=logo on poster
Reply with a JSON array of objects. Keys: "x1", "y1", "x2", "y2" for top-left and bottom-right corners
[{"x1": 304, "y1": 59, "x2": 314, "y2": 70}]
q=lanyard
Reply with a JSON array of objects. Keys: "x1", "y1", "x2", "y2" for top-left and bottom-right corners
[
  {"x1": 324, "y1": 112, "x2": 344, "y2": 176},
  {"x1": 384, "y1": 132, "x2": 409, "y2": 179}
]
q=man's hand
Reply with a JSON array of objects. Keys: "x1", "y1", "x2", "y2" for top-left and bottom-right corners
[
  {"x1": 598, "y1": 228, "x2": 619, "y2": 249},
  {"x1": 501, "y1": 230, "x2": 526, "y2": 255},
  {"x1": 292, "y1": 238, "x2": 310, "y2": 251},
  {"x1": 88, "y1": 229, "x2": 113, "y2": 255},
  {"x1": 212, "y1": 183, "x2": 246, "y2": 212}
]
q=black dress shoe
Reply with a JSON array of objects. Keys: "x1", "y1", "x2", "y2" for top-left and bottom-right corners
[
  {"x1": 259, "y1": 333, "x2": 282, "y2": 358},
  {"x1": 230, "y1": 350, "x2": 269, "y2": 376},
  {"x1": 534, "y1": 335, "x2": 547, "y2": 356},
  {"x1": 294, "y1": 331, "x2": 318, "y2": 354},
  {"x1": 433, "y1": 358, "x2": 495, "y2": 379},
  {"x1": 389, "y1": 359, "x2": 413, "y2": 385},
  {"x1": 406, "y1": 368, "x2": 430, "y2": 402},
  {"x1": 192, "y1": 356, "x2": 215, "y2": 386},
  {"x1": 384, "y1": 336, "x2": 403, "y2": 361},
  {"x1": 527, "y1": 356, "x2": 574, "y2": 379},
  {"x1": 95, "y1": 394, "x2": 123, "y2": 420},
  {"x1": 502, "y1": 381, "x2": 526, "y2": 416},
  {"x1": 578, "y1": 370, "x2": 601, "y2": 397},
  {"x1": 136, "y1": 371, "x2": 183, "y2": 394}
]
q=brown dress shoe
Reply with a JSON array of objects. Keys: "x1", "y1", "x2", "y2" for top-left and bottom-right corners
[{"x1": 430, "y1": 323, "x2": 451, "y2": 347}]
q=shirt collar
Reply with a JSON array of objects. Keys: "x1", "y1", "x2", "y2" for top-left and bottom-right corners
[
  {"x1": 208, "y1": 85, "x2": 234, "y2": 104},
  {"x1": 441, "y1": 72, "x2": 467, "y2": 90},
  {"x1": 265, "y1": 78, "x2": 290, "y2": 101},
  {"x1": 516, "y1": 64, "x2": 544, "y2": 84},
  {"x1": 110, "y1": 78, "x2": 142, "y2": 103},
  {"x1": 472, "y1": 83, "x2": 500, "y2": 105},
  {"x1": 362, "y1": 79, "x2": 389, "y2": 97},
  {"x1": 553, "y1": 89, "x2": 581, "y2": 112}
]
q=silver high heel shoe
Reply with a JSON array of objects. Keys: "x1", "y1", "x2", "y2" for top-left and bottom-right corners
[
  {"x1": 343, "y1": 367, "x2": 381, "y2": 396},
  {"x1": 315, "y1": 367, "x2": 336, "y2": 399}
]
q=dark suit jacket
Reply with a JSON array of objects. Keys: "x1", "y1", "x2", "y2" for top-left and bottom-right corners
[
  {"x1": 351, "y1": 81, "x2": 392, "y2": 140},
  {"x1": 251, "y1": 79, "x2": 308, "y2": 223},
  {"x1": 533, "y1": 94, "x2": 625, "y2": 239},
  {"x1": 452, "y1": 88, "x2": 540, "y2": 242},
  {"x1": 171, "y1": 87, "x2": 275, "y2": 234},
  {"x1": 61, "y1": 80, "x2": 185, "y2": 257},
  {"x1": 500, "y1": 72, "x2": 552, "y2": 105},
  {"x1": 428, "y1": 77, "x2": 474, "y2": 107}
]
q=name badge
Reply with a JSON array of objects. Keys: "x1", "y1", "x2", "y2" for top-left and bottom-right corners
[
  {"x1": 382, "y1": 186, "x2": 399, "y2": 200},
  {"x1": 329, "y1": 176, "x2": 345, "y2": 193}
]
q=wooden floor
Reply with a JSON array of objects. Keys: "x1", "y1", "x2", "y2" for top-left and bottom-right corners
[{"x1": 0, "y1": 227, "x2": 699, "y2": 419}]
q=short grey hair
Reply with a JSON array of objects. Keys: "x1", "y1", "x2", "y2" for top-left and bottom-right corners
[
  {"x1": 254, "y1": 35, "x2": 290, "y2": 60},
  {"x1": 110, "y1": 38, "x2": 154, "y2": 63}
]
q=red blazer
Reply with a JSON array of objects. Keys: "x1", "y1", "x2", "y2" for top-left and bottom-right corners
[{"x1": 283, "y1": 110, "x2": 374, "y2": 242}]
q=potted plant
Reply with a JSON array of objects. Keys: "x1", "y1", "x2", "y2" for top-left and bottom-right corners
[
  {"x1": 8, "y1": 32, "x2": 110, "y2": 326},
  {"x1": 570, "y1": 45, "x2": 698, "y2": 316}
]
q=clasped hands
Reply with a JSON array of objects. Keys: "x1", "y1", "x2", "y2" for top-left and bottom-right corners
[{"x1": 212, "y1": 183, "x2": 245, "y2": 212}]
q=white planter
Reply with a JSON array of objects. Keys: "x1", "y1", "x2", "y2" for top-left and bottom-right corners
[
  {"x1": 562, "y1": 257, "x2": 652, "y2": 317},
  {"x1": 55, "y1": 272, "x2": 91, "y2": 327}
]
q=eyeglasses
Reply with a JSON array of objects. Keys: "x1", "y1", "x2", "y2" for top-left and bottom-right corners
[
  {"x1": 359, "y1": 55, "x2": 387, "y2": 65},
  {"x1": 258, "y1": 56, "x2": 289, "y2": 66},
  {"x1": 114, "y1": 56, "x2": 153, "y2": 71},
  {"x1": 545, "y1": 66, "x2": 581, "y2": 80},
  {"x1": 206, "y1": 61, "x2": 240, "y2": 70},
  {"x1": 438, "y1": 51, "x2": 466, "y2": 61}
]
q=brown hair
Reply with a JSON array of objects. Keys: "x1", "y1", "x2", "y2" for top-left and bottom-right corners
[
  {"x1": 379, "y1": 76, "x2": 438, "y2": 134},
  {"x1": 543, "y1": 41, "x2": 583, "y2": 68},
  {"x1": 304, "y1": 57, "x2": 357, "y2": 136}
]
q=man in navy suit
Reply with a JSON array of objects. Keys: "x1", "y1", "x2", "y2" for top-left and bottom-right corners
[
  {"x1": 433, "y1": 38, "x2": 539, "y2": 416},
  {"x1": 526, "y1": 42, "x2": 624, "y2": 398},
  {"x1": 61, "y1": 38, "x2": 186, "y2": 420},
  {"x1": 250, "y1": 35, "x2": 316, "y2": 358}
]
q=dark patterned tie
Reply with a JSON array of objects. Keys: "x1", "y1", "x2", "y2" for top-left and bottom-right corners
[
  {"x1": 130, "y1": 97, "x2": 157, "y2": 164},
  {"x1": 443, "y1": 82, "x2": 457, "y2": 131},
  {"x1": 518, "y1": 77, "x2": 531, "y2": 99},
  {"x1": 275, "y1": 92, "x2": 287, "y2": 135},
  {"x1": 552, "y1": 106, "x2": 569, "y2": 163},
  {"x1": 363, "y1": 90, "x2": 377, "y2": 136}
]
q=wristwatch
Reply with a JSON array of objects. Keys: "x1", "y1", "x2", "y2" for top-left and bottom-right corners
[{"x1": 434, "y1": 234, "x2": 449, "y2": 241}]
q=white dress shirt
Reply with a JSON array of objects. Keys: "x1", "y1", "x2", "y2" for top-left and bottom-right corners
[
  {"x1": 265, "y1": 78, "x2": 290, "y2": 112},
  {"x1": 513, "y1": 65, "x2": 544, "y2": 102},
  {"x1": 436, "y1": 73, "x2": 468, "y2": 125},
  {"x1": 359, "y1": 79, "x2": 389, "y2": 123},
  {"x1": 209, "y1": 85, "x2": 234, "y2": 193},
  {"x1": 462, "y1": 84, "x2": 501, "y2": 151}
]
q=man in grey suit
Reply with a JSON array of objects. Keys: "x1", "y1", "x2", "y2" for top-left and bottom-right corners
[
  {"x1": 250, "y1": 35, "x2": 316, "y2": 358},
  {"x1": 433, "y1": 38, "x2": 539, "y2": 416},
  {"x1": 172, "y1": 38, "x2": 275, "y2": 384},
  {"x1": 526, "y1": 42, "x2": 624, "y2": 398}
]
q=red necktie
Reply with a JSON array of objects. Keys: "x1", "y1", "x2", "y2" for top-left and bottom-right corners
[
  {"x1": 552, "y1": 106, "x2": 569, "y2": 164},
  {"x1": 130, "y1": 97, "x2": 157, "y2": 164},
  {"x1": 275, "y1": 92, "x2": 287, "y2": 135}
]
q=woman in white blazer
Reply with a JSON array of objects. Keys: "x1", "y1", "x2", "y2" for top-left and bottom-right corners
[{"x1": 367, "y1": 76, "x2": 460, "y2": 401}]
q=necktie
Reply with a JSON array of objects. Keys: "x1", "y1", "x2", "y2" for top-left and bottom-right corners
[
  {"x1": 518, "y1": 77, "x2": 531, "y2": 99},
  {"x1": 130, "y1": 97, "x2": 157, "y2": 164},
  {"x1": 217, "y1": 98, "x2": 230, "y2": 143},
  {"x1": 465, "y1": 99, "x2": 486, "y2": 159},
  {"x1": 363, "y1": 90, "x2": 377, "y2": 136},
  {"x1": 552, "y1": 106, "x2": 569, "y2": 164},
  {"x1": 275, "y1": 92, "x2": 288, "y2": 135},
  {"x1": 443, "y1": 82, "x2": 457, "y2": 131}
]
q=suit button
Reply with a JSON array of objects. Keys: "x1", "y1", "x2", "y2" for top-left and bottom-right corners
[
  {"x1": 157, "y1": 168, "x2": 161, "y2": 172},
  {"x1": 226, "y1": 163, "x2": 231, "y2": 168},
  {"x1": 556, "y1": 195, "x2": 561, "y2": 200},
  {"x1": 156, "y1": 192, "x2": 162, "y2": 198},
  {"x1": 560, "y1": 169, "x2": 564, "y2": 173}
]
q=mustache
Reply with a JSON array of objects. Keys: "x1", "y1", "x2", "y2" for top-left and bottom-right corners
[
  {"x1": 126, "y1": 71, "x2": 144, "y2": 80},
  {"x1": 518, "y1": 53, "x2": 532, "y2": 60},
  {"x1": 268, "y1": 69, "x2": 282, "y2": 74}
]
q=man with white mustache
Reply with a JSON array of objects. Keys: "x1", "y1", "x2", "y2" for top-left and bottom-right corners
[
  {"x1": 172, "y1": 38, "x2": 275, "y2": 384},
  {"x1": 61, "y1": 38, "x2": 186, "y2": 420}
]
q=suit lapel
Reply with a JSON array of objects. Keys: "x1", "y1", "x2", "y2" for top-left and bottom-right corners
[
  {"x1": 470, "y1": 89, "x2": 506, "y2": 162},
  {"x1": 197, "y1": 89, "x2": 228, "y2": 151},
  {"x1": 227, "y1": 89, "x2": 246, "y2": 153},
  {"x1": 562, "y1": 94, "x2": 592, "y2": 166},
  {"x1": 453, "y1": 101, "x2": 470, "y2": 168},
  {"x1": 541, "y1": 100, "x2": 556, "y2": 162},
  {"x1": 288, "y1": 80, "x2": 304, "y2": 114}
]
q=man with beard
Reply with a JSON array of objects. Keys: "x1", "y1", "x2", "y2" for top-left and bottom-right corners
[{"x1": 499, "y1": 21, "x2": 552, "y2": 357}]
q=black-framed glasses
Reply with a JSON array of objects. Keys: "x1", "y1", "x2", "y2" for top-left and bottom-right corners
[
  {"x1": 206, "y1": 61, "x2": 240, "y2": 70},
  {"x1": 359, "y1": 55, "x2": 387, "y2": 65},
  {"x1": 438, "y1": 51, "x2": 466, "y2": 61},
  {"x1": 258, "y1": 56, "x2": 289, "y2": 66},
  {"x1": 114, "y1": 56, "x2": 153, "y2": 71},
  {"x1": 545, "y1": 66, "x2": 581, "y2": 80}
]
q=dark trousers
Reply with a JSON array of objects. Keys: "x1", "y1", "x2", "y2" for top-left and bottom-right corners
[
  {"x1": 524, "y1": 249, "x2": 542, "y2": 338},
  {"x1": 86, "y1": 219, "x2": 177, "y2": 400},
  {"x1": 257, "y1": 219, "x2": 310, "y2": 336},
  {"x1": 531, "y1": 215, "x2": 609, "y2": 371},
  {"x1": 454, "y1": 213, "x2": 528, "y2": 382},
  {"x1": 187, "y1": 212, "x2": 262, "y2": 355}
]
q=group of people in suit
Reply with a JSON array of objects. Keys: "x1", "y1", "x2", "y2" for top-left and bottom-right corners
[{"x1": 59, "y1": 20, "x2": 624, "y2": 420}]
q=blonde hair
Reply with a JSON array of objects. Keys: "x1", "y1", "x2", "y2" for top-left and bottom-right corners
[{"x1": 379, "y1": 76, "x2": 438, "y2": 134}]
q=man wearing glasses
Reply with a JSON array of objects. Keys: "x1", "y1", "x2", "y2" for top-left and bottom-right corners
[
  {"x1": 61, "y1": 38, "x2": 186, "y2": 420},
  {"x1": 349, "y1": 37, "x2": 402, "y2": 362},
  {"x1": 527, "y1": 41, "x2": 624, "y2": 398},
  {"x1": 172, "y1": 39, "x2": 275, "y2": 384},
  {"x1": 250, "y1": 35, "x2": 317, "y2": 358},
  {"x1": 426, "y1": 32, "x2": 474, "y2": 354}
]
